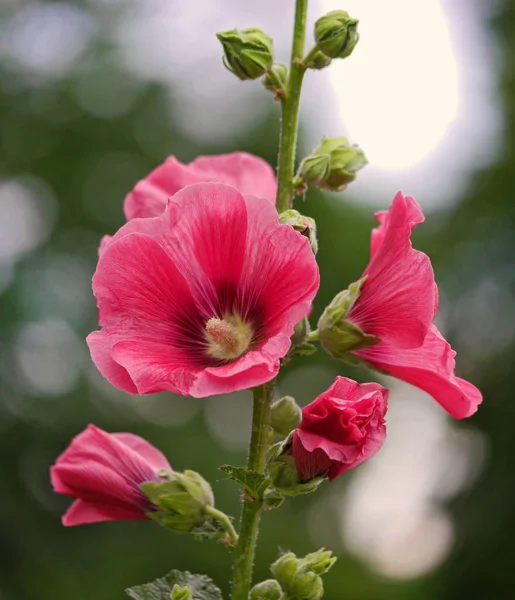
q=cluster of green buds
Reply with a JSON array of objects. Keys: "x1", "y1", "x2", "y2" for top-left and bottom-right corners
[
  {"x1": 140, "y1": 469, "x2": 217, "y2": 535},
  {"x1": 295, "y1": 137, "x2": 367, "y2": 193},
  {"x1": 251, "y1": 549, "x2": 336, "y2": 600}
]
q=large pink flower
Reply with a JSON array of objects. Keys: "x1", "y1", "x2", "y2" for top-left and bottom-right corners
[
  {"x1": 88, "y1": 183, "x2": 319, "y2": 397},
  {"x1": 50, "y1": 425, "x2": 171, "y2": 526},
  {"x1": 124, "y1": 152, "x2": 277, "y2": 220},
  {"x1": 347, "y1": 191, "x2": 482, "y2": 419},
  {"x1": 292, "y1": 377, "x2": 388, "y2": 482}
]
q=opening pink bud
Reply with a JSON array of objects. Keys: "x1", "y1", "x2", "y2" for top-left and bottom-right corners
[{"x1": 292, "y1": 377, "x2": 388, "y2": 482}]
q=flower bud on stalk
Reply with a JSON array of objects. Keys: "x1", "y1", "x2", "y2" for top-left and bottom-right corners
[
  {"x1": 270, "y1": 550, "x2": 334, "y2": 600},
  {"x1": 141, "y1": 469, "x2": 215, "y2": 534},
  {"x1": 250, "y1": 579, "x2": 284, "y2": 600},
  {"x1": 279, "y1": 209, "x2": 318, "y2": 254},
  {"x1": 298, "y1": 137, "x2": 367, "y2": 192},
  {"x1": 314, "y1": 11, "x2": 359, "y2": 59},
  {"x1": 270, "y1": 396, "x2": 302, "y2": 437},
  {"x1": 217, "y1": 28, "x2": 274, "y2": 80}
]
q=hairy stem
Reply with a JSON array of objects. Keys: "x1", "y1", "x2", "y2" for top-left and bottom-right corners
[
  {"x1": 276, "y1": 0, "x2": 309, "y2": 213},
  {"x1": 204, "y1": 506, "x2": 239, "y2": 547},
  {"x1": 230, "y1": 3, "x2": 309, "y2": 597},
  {"x1": 230, "y1": 381, "x2": 275, "y2": 600}
]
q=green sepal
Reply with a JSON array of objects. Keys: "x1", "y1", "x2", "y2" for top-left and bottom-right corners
[
  {"x1": 318, "y1": 276, "x2": 381, "y2": 360},
  {"x1": 217, "y1": 28, "x2": 274, "y2": 80},
  {"x1": 219, "y1": 464, "x2": 270, "y2": 500},
  {"x1": 140, "y1": 470, "x2": 215, "y2": 536},
  {"x1": 262, "y1": 488, "x2": 285, "y2": 510},
  {"x1": 314, "y1": 10, "x2": 359, "y2": 59},
  {"x1": 126, "y1": 570, "x2": 222, "y2": 600},
  {"x1": 267, "y1": 436, "x2": 326, "y2": 496}
]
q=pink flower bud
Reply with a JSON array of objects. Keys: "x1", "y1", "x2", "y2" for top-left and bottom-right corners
[
  {"x1": 50, "y1": 425, "x2": 172, "y2": 526},
  {"x1": 292, "y1": 377, "x2": 388, "y2": 482}
]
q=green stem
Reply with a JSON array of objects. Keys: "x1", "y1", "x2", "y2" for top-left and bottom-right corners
[
  {"x1": 204, "y1": 506, "x2": 239, "y2": 547},
  {"x1": 276, "y1": 0, "x2": 309, "y2": 213},
  {"x1": 308, "y1": 329, "x2": 319, "y2": 342},
  {"x1": 230, "y1": 381, "x2": 275, "y2": 600}
]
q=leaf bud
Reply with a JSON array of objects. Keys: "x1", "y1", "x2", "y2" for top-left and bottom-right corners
[
  {"x1": 171, "y1": 584, "x2": 193, "y2": 600},
  {"x1": 314, "y1": 11, "x2": 359, "y2": 59},
  {"x1": 290, "y1": 571, "x2": 324, "y2": 600},
  {"x1": 297, "y1": 137, "x2": 367, "y2": 192},
  {"x1": 279, "y1": 209, "x2": 318, "y2": 254},
  {"x1": 318, "y1": 277, "x2": 380, "y2": 361},
  {"x1": 216, "y1": 28, "x2": 274, "y2": 80},
  {"x1": 301, "y1": 548, "x2": 337, "y2": 575},
  {"x1": 140, "y1": 469, "x2": 215, "y2": 534},
  {"x1": 270, "y1": 552, "x2": 300, "y2": 588},
  {"x1": 250, "y1": 579, "x2": 284, "y2": 600},
  {"x1": 270, "y1": 396, "x2": 302, "y2": 437}
]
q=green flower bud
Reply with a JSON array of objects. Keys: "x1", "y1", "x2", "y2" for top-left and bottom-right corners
[
  {"x1": 304, "y1": 49, "x2": 332, "y2": 70},
  {"x1": 262, "y1": 62, "x2": 288, "y2": 97},
  {"x1": 270, "y1": 396, "x2": 302, "y2": 437},
  {"x1": 315, "y1": 11, "x2": 359, "y2": 59},
  {"x1": 140, "y1": 470, "x2": 215, "y2": 534},
  {"x1": 217, "y1": 28, "x2": 274, "y2": 80},
  {"x1": 279, "y1": 209, "x2": 318, "y2": 254},
  {"x1": 250, "y1": 579, "x2": 284, "y2": 600},
  {"x1": 318, "y1": 277, "x2": 380, "y2": 361},
  {"x1": 301, "y1": 549, "x2": 337, "y2": 575},
  {"x1": 298, "y1": 137, "x2": 367, "y2": 192},
  {"x1": 270, "y1": 552, "x2": 300, "y2": 588},
  {"x1": 171, "y1": 584, "x2": 193, "y2": 600},
  {"x1": 290, "y1": 571, "x2": 324, "y2": 600}
]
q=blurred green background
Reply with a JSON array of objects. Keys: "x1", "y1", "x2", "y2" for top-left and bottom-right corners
[{"x1": 1, "y1": 1, "x2": 514, "y2": 599}]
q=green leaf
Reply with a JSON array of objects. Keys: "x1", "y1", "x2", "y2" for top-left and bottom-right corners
[
  {"x1": 219, "y1": 464, "x2": 270, "y2": 500},
  {"x1": 126, "y1": 571, "x2": 222, "y2": 600}
]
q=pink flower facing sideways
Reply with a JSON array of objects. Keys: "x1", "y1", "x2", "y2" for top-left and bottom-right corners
[
  {"x1": 88, "y1": 183, "x2": 319, "y2": 397},
  {"x1": 292, "y1": 377, "x2": 388, "y2": 482},
  {"x1": 344, "y1": 192, "x2": 482, "y2": 419},
  {"x1": 50, "y1": 425, "x2": 171, "y2": 525},
  {"x1": 125, "y1": 151, "x2": 277, "y2": 220}
]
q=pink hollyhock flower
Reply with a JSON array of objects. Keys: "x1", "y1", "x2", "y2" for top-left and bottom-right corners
[
  {"x1": 292, "y1": 377, "x2": 388, "y2": 482},
  {"x1": 50, "y1": 424, "x2": 171, "y2": 526},
  {"x1": 87, "y1": 183, "x2": 319, "y2": 397},
  {"x1": 347, "y1": 191, "x2": 482, "y2": 419},
  {"x1": 124, "y1": 151, "x2": 277, "y2": 220}
]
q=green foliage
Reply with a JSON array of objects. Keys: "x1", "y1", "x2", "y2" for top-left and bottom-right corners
[
  {"x1": 126, "y1": 571, "x2": 222, "y2": 600},
  {"x1": 219, "y1": 465, "x2": 270, "y2": 500}
]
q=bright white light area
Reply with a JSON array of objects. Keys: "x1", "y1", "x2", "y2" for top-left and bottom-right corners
[
  {"x1": 2, "y1": 2, "x2": 94, "y2": 81},
  {"x1": 320, "y1": 0, "x2": 458, "y2": 170},
  {"x1": 338, "y1": 383, "x2": 486, "y2": 579}
]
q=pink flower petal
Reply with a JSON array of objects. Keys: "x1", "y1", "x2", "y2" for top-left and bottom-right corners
[
  {"x1": 124, "y1": 152, "x2": 277, "y2": 220},
  {"x1": 62, "y1": 499, "x2": 147, "y2": 526},
  {"x1": 356, "y1": 324, "x2": 482, "y2": 419},
  {"x1": 112, "y1": 433, "x2": 172, "y2": 472},
  {"x1": 87, "y1": 331, "x2": 137, "y2": 394},
  {"x1": 348, "y1": 191, "x2": 436, "y2": 348}
]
